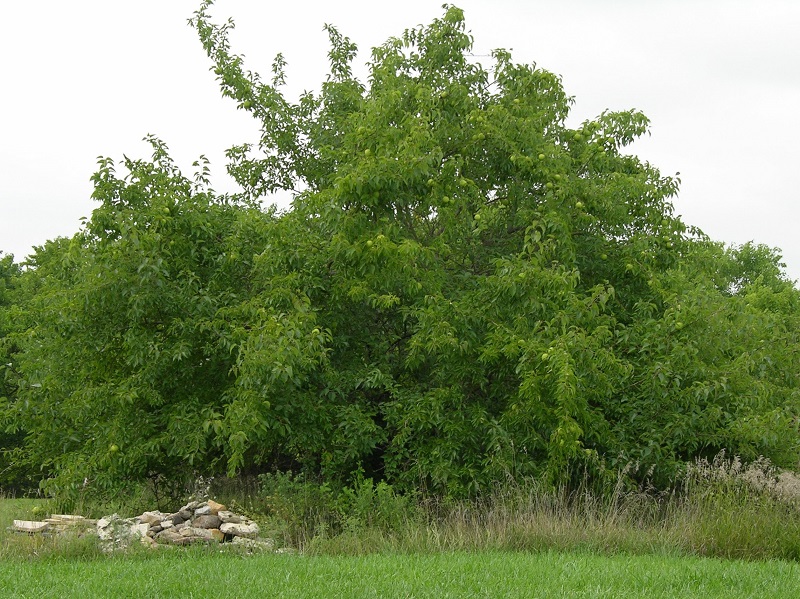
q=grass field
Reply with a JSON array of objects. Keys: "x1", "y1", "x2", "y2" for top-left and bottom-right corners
[
  {"x1": 3, "y1": 456, "x2": 800, "y2": 597},
  {"x1": 1, "y1": 549, "x2": 799, "y2": 598}
]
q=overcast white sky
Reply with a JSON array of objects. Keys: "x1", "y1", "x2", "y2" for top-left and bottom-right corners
[{"x1": 1, "y1": 1, "x2": 799, "y2": 283}]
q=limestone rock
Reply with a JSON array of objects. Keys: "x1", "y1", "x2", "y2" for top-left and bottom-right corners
[
  {"x1": 12, "y1": 520, "x2": 49, "y2": 533},
  {"x1": 218, "y1": 511, "x2": 241, "y2": 524},
  {"x1": 130, "y1": 523, "x2": 150, "y2": 538},
  {"x1": 192, "y1": 514, "x2": 221, "y2": 529},
  {"x1": 137, "y1": 511, "x2": 164, "y2": 526},
  {"x1": 155, "y1": 529, "x2": 194, "y2": 546},
  {"x1": 97, "y1": 514, "x2": 134, "y2": 541},
  {"x1": 207, "y1": 500, "x2": 226, "y2": 514},
  {"x1": 154, "y1": 529, "x2": 183, "y2": 545},
  {"x1": 47, "y1": 515, "x2": 87, "y2": 526},
  {"x1": 220, "y1": 521, "x2": 260, "y2": 539},
  {"x1": 179, "y1": 526, "x2": 214, "y2": 540}
]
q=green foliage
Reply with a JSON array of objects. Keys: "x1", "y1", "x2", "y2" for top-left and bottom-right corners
[
  {"x1": 0, "y1": 253, "x2": 33, "y2": 492},
  {"x1": 257, "y1": 471, "x2": 412, "y2": 548},
  {"x1": 2, "y1": 2, "x2": 799, "y2": 499}
]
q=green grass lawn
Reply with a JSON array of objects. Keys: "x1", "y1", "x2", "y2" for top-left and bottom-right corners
[{"x1": 1, "y1": 550, "x2": 798, "y2": 598}]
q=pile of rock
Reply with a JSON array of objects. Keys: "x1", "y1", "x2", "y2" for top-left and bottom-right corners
[
  {"x1": 12, "y1": 499, "x2": 274, "y2": 553},
  {"x1": 127, "y1": 499, "x2": 264, "y2": 547}
]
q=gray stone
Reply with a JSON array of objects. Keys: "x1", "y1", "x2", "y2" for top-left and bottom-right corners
[
  {"x1": 156, "y1": 529, "x2": 190, "y2": 545},
  {"x1": 97, "y1": 514, "x2": 135, "y2": 542},
  {"x1": 217, "y1": 510, "x2": 242, "y2": 524},
  {"x1": 137, "y1": 511, "x2": 164, "y2": 526},
  {"x1": 193, "y1": 514, "x2": 221, "y2": 529},
  {"x1": 179, "y1": 526, "x2": 214, "y2": 540},
  {"x1": 194, "y1": 505, "x2": 211, "y2": 516},
  {"x1": 130, "y1": 523, "x2": 150, "y2": 538},
  {"x1": 220, "y1": 521, "x2": 260, "y2": 539}
]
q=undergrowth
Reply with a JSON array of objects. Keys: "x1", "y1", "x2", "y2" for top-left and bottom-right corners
[{"x1": 3, "y1": 452, "x2": 800, "y2": 562}]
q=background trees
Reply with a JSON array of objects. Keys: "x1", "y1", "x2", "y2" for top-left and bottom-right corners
[{"x1": 1, "y1": 3, "x2": 798, "y2": 499}]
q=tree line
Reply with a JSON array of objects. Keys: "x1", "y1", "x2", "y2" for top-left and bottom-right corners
[{"x1": 1, "y1": 2, "x2": 798, "y2": 499}]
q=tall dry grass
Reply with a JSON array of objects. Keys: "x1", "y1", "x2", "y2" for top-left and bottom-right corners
[
  {"x1": 3, "y1": 452, "x2": 800, "y2": 561},
  {"x1": 304, "y1": 454, "x2": 800, "y2": 560}
]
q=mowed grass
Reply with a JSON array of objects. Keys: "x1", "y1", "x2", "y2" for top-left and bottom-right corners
[{"x1": 1, "y1": 549, "x2": 799, "y2": 598}]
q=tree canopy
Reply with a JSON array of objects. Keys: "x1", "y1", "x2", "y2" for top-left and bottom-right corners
[{"x1": 1, "y1": 2, "x2": 798, "y2": 498}]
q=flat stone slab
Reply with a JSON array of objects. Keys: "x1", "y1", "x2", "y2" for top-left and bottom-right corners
[
  {"x1": 13, "y1": 520, "x2": 50, "y2": 533},
  {"x1": 49, "y1": 514, "x2": 85, "y2": 521},
  {"x1": 46, "y1": 515, "x2": 89, "y2": 526}
]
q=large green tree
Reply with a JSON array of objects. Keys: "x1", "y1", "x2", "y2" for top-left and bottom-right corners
[
  {"x1": 0, "y1": 252, "x2": 31, "y2": 491},
  {"x1": 4, "y1": 3, "x2": 798, "y2": 498}
]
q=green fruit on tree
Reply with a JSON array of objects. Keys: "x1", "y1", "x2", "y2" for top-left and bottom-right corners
[
  {"x1": 364, "y1": 149, "x2": 372, "y2": 157},
  {"x1": 243, "y1": 100, "x2": 253, "y2": 109},
  {"x1": 459, "y1": 178, "x2": 468, "y2": 187},
  {"x1": 546, "y1": 182, "x2": 553, "y2": 189},
  {"x1": 366, "y1": 240, "x2": 373, "y2": 247},
  {"x1": 109, "y1": 444, "x2": 119, "y2": 454},
  {"x1": 601, "y1": 253, "x2": 608, "y2": 260},
  {"x1": 538, "y1": 153, "x2": 546, "y2": 160},
  {"x1": 575, "y1": 201, "x2": 584, "y2": 209}
]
